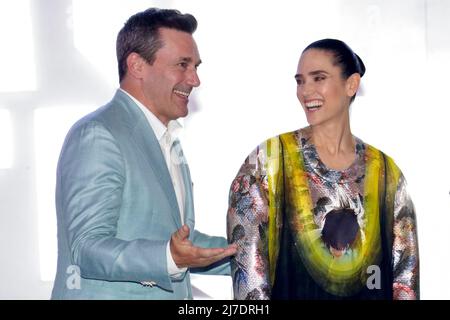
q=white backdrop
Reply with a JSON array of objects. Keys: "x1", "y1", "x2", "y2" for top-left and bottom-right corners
[{"x1": 0, "y1": 0, "x2": 449, "y2": 299}]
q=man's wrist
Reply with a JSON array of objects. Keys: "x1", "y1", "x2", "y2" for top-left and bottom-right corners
[{"x1": 166, "y1": 241, "x2": 187, "y2": 278}]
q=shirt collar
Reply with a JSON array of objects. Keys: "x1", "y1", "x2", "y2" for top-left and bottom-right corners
[{"x1": 119, "y1": 88, "x2": 182, "y2": 142}]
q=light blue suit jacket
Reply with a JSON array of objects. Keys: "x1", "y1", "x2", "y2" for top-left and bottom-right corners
[{"x1": 51, "y1": 90, "x2": 229, "y2": 299}]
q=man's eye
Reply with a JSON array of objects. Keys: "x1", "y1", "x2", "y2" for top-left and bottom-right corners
[
  {"x1": 296, "y1": 79, "x2": 304, "y2": 85},
  {"x1": 178, "y1": 62, "x2": 188, "y2": 68}
]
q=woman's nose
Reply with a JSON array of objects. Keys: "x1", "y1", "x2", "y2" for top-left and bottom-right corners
[{"x1": 301, "y1": 81, "x2": 314, "y2": 96}]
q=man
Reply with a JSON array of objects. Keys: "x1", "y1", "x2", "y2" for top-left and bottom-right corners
[{"x1": 51, "y1": 8, "x2": 236, "y2": 299}]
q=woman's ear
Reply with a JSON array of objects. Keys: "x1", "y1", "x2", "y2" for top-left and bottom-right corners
[{"x1": 346, "y1": 73, "x2": 361, "y2": 98}]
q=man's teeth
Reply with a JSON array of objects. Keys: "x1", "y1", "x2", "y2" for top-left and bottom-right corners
[
  {"x1": 305, "y1": 101, "x2": 323, "y2": 109},
  {"x1": 173, "y1": 89, "x2": 190, "y2": 97}
]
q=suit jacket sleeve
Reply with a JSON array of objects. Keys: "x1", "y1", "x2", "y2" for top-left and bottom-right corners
[{"x1": 57, "y1": 120, "x2": 172, "y2": 290}]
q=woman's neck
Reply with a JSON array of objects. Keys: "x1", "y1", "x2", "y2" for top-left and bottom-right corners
[
  {"x1": 308, "y1": 119, "x2": 356, "y2": 171},
  {"x1": 309, "y1": 120, "x2": 354, "y2": 155}
]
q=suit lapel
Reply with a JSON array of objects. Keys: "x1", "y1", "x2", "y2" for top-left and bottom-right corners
[{"x1": 114, "y1": 90, "x2": 182, "y2": 228}]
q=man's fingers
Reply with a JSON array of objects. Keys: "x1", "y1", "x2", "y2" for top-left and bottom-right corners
[
  {"x1": 195, "y1": 247, "x2": 237, "y2": 267},
  {"x1": 172, "y1": 238, "x2": 238, "y2": 268},
  {"x1": 196, "y1": 247, "x2": 225, "y2": 258},
  {"x1": 196, "y1": 245, "x2": 237, "y2": 259},
  {"x1": 174, "y1": 225, "x2": 190, "y2": 241},
  {"x1": 224, "y1": 244, "x2": 238, "y2": 256}
]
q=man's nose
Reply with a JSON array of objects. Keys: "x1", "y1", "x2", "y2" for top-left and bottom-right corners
[{"x1": 187, "y1": 69, "x2": 200, "y2": 87}]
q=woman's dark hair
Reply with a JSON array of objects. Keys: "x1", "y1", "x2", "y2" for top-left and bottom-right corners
[
  {"x1": 303, "y1": 39, "x2": 365, "y2": 102},
  {"x1": 116, "y1": 8, "x2": 197, "y2": 82},
  {"x1": 303, "y1": 38, "x2": 365, "y2": 79}
]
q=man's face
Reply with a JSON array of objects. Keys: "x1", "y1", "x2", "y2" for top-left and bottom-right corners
[{"x1": 140, "y1": 28, "x2": 201, "y2": 125}]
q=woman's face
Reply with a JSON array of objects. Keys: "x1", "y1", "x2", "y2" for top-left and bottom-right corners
[{"x1": 295, "y1": 49, "x2": 357, "y2": 127}]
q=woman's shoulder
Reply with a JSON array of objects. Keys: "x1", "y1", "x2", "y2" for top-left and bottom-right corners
[
  {"x1": 360, "y1": 140, "x2": 403, "y2": 176},
  {"x1": 234, "y1": 130, "x2": 302, "y2": 177},
  {"x1": 250, "y1": 128, "x2": 306, "y2": 157},
  {"x1": 258, "y1": 127, "x2": 307, "y2": 146}
]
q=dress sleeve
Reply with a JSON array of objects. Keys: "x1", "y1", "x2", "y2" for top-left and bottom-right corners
[
  {"x1": 227, "y1": 146, "x2": 271, "y2": 300},
  {"x1": 392, "y1": 174, "x2": 420, "y2": 299}
]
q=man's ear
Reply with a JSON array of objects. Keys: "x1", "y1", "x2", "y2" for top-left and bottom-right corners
[
  {"x1": 126, "y1": 53, "x2": 146, "y2": 79},
  {"x1": 346, "y1": 73, "x2": 361, "y2": 98}
]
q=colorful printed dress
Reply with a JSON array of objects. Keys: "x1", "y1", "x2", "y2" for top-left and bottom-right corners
[{"x1": 227, "y1": 127, "x2": 419, "y2": 300}]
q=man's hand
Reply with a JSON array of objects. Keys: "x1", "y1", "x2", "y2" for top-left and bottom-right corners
[{"x1": 170, "y1": 225, "x2": 237, "y2": 268}]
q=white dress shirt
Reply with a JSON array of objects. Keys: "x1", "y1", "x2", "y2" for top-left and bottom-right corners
[{"x1": 120, "y1": 88, "x2": 187, "y2": 278}]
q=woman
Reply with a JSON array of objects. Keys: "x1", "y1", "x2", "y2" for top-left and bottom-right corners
[{"x1": 227, "y1": 39, "x2": 419, "y2": 300}]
